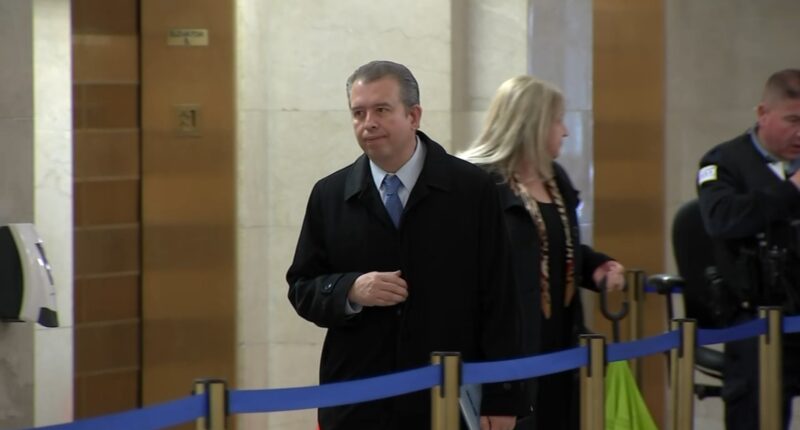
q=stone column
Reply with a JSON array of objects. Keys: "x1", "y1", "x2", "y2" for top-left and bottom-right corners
[
  {"x1": 0, "y1": 0, "x2": 73, "y2": 427},
  {"x1": 528, "y1": 0, "x2": 594, "y2": 243},
  {"x1": 32, "y1": 0, "x2": 74, "y2": 425},
  {"x1": 527, "y1": 0, "x2": 596, "y2": 336},
  {"x1": 0, "y1": 1, "x2": 36, "y2": 427}
]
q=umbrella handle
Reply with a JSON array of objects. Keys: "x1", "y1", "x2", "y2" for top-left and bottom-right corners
[{"x1": 599, "y1": 276, "x2": 629, "y2": 343}]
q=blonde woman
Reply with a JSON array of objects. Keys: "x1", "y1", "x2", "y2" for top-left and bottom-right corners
[{"x1": 460, "y1": 76, "x2": 625, "y2": 430}]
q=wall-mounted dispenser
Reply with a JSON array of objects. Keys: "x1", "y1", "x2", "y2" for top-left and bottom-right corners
[{"x1": 0, "y1": 223, "x2": 58, "y2": 327}]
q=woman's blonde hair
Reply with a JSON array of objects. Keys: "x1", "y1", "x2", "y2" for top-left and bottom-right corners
[{"x1": 459, "y1": 75, "x2": 564, "y2": 181}]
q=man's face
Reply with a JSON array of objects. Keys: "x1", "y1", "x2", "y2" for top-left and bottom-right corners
[
  {"x1": 757, "y1": 97, "x2": 800, "y2": 161},
  {"x1": 349, "y1": 76, "x2": 421, "y2": 172}
]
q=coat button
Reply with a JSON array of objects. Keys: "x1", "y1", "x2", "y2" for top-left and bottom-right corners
[{"x1": 322, "y1": 283, "x2": 333, "y2": 292}]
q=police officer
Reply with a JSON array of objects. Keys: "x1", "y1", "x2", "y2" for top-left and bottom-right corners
[{"x1": 697, "y1": 68, "x2": 800, "y2": 429}]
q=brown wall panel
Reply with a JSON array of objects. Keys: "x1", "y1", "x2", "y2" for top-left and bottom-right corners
[
  {"x1": 594, "y1": 0, "x2": 665, "y2": 291},
  {"x1": 72, "y1": 35, "x2": 139, "y2": 83},
  {"x1": 75, "y1": 370, "x2": 139, "y2": 419},
  {"x1": 72, "y1": 0, "x2": 143, "y2": 419},
  {"x1": 74, "y1": 180, "x2": 140, "y2": 226},
  {"x1": 74, "y1": 321, "x2": 140, "y2": 373},
  {"x1": 140, "y1": 0, "x2": 236, "y2": 409},
  {"x1": 143, "y1": 224, "x2": 232, "y2": 269},
  {"x1": 138, "y1": 315, "x2": 234, "y2": 398},
  {"x1": 73, "y1": 84, "x2": 139, "y2": 129},
  {"x1": 72, "y1": 0, "x2": 137, "y2": 35},
  {"x1": 74, "y1": 227, "x2": 140, "y2": 276},
  {"x1": 75, "y1": 275, "x2": 140, "y2": 324},
  {"x1": 593, "y1": 0, "x2": 667, "y2": 426},
  {"x1": 73, "y1": 130, "x2": 140, "y2": 179}
]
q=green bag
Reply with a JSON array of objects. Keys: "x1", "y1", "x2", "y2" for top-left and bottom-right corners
[{"x1": 605, "y1": 361, "x2": 658, "y2": 430}]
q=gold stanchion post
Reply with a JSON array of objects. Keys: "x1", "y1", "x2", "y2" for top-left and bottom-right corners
[
  {"x1": 626, "y1": 269, "x2": 646, "y2": 381},
  {"x1": 431, "y1": 352, "x2": 461, "y2": 430},
  {"x1": 194, "y1": 378, "x2": 228, "y2": 430},
  {"x1": 579, "y1": 334, "x2": 605, "y2": 430},
  {"x1": 759, "y1": 306, "x2": 783, "y2": 430},
  {"x1": 669, "y1": 319, "x2": 696, "y2": 430}
]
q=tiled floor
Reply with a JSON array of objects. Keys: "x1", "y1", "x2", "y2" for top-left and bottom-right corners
[{"x1": 694, "y1": 386, "x2": 800, "y2": 429}]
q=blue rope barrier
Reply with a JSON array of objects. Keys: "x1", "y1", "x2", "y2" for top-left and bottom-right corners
[
  {"x1": 229, "y1": 315, "x2": 800, "y2": 415},
  {"x1": 23, "y1": 394, "x2": 205, "y2": 430},
  {"x1": 23, "y1": 315, "x2": 800, "y2": 430},
  {"x1": 229, "y1": 365, "x2": 440, "y2": 414},
  {"x1": 786, "y1": 315, "x2": 800, "y2": 333},
  {"x1": 607, "y1": 330, "x2": 680, "y2": 362},
  {"x1": 643, "y1": 283, "x2": 681, "y2": 294},
  {"x1": 464, "y1": 347, "x2": 586, "y2": 384},
  {"x1": 697, "y1": 319, "x2": 767, "y2": 345}
]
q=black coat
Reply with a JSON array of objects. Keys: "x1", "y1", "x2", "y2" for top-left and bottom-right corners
[
  {"x1": 287, "y1": 132, "x2": 528, "y2": 429},
  {"x1": 493, "y1": 163, "x2": 612, "y2": 404},
  {"x1": 697, "y1": 131, "x2": 800, "y2": 311}
]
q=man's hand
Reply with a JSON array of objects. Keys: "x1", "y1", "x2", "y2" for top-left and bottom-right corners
[
  {"x1": 480, "y1": 415, "x2": 516, "y2": 430},
  {"x1": 593, "y1": 260, "x2": 626, "y2": 291},
  {"x1": 348, "y1": 270, "x2": 408, "y2": 306}
]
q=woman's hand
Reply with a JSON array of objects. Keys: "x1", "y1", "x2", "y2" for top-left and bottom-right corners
[{"x1": 592, "y1": 261, "x2": 626, "y2": 291}]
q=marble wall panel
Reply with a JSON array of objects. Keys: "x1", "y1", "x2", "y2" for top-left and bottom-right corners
[
  {"x1": 528, "y1": 0, "x2": 592, "y2": 111},
  {"x1": 33, "y1": 0, "x2": 73, "y2": 425},
  {"x1": 529, "y1": 0, "x2": 594, "y2": 242},
  {"x1": 0, "y1": 1, "x2": 35, "y2": 428},
  {"x1": 260, "y1": 0, "x2": 452, "y2": 112}
]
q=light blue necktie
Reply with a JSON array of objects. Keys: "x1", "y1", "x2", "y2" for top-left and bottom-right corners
[{"x1": 382, "y1": 175, "x2": 404, "y2": 228}]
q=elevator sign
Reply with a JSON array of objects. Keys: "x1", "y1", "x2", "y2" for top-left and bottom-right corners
[{"x1": 167, "y1": 29, "x2": 209, "y2": 46}]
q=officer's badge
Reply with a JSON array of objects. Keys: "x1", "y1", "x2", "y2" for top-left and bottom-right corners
[{"x1": 697, "y1": 165, "x2": 717, "y2": 185}]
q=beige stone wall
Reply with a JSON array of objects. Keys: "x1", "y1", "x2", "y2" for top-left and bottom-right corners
[{"x1": 665, "y1": 0, "x2": 800, "y2": 270}]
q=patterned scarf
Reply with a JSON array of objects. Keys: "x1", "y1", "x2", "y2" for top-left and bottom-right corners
[{"x1": 511, "y1": 175, "x2": 575, "y2": 319}]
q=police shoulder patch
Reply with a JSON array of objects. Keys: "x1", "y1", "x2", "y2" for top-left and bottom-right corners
[{"x1": 697, "y1": 165, "x2": 717, "y2": 186}]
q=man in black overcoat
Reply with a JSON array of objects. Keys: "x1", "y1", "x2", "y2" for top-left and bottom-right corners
[{"x1": 287, "y1": 60, "x2": 528, "y2": 430}]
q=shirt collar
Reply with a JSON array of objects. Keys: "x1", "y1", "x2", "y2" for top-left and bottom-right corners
[
  {"x1": 370, "y1": 135, "x2": 425, "y2": 193},
  {"x1": 750, "y1": 125, "x2": 800, "y2": 174},
  {"x1": 749, "y1": 125, "x2": 776, "y2": 162}
]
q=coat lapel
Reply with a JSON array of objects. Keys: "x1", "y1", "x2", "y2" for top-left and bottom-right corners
[
  {"x1": 343, "y1": 154, "x2": 397, "y2": 229},
  {"x1": 404, "y1": 132, "x2": 451, "y2": 215}
]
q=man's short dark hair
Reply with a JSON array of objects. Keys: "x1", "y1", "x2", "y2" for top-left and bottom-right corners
[
  {"x1": 346, "y1": 61, "x2": 420, "y2": 109},
  {"x1": 764, "y1": 69, "x2": 800, "y2": 101}
]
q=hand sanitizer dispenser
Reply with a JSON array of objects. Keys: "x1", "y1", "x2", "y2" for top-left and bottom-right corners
[{"x1": 0, "y1": 223, "x2": 58, "y2": 327}]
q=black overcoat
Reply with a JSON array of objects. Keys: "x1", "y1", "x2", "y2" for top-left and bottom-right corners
[{"x1": 287, "y1": 131, "x2": 528, "y2": 429}]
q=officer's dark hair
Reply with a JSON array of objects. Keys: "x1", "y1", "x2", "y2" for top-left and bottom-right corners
[
  {"x1": 763, "y1": 69, "x2": 800, "y2": 102},
  {"x1": 345, "y1": 61, "x2": 420, "y2": 111}
]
